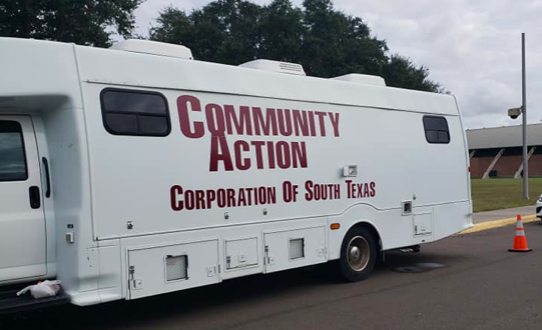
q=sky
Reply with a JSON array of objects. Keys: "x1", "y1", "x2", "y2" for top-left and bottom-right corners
[{"x1": 130, "y1": 0, "x2": 542, "y2": 129}]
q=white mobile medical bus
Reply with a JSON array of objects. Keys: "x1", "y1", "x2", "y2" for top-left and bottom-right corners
[{"x1": 0, "y1": 38, "x2": 472, "y2": 312}]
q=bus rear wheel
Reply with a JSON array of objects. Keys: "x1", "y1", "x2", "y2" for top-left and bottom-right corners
[{"x1": 339, "y1": 227, "x2": 377, "y2": 282}]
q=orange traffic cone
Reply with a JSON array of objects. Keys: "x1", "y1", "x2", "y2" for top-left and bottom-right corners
[{"x1": 508, "y1": 215, "x2": 532, "y2": 252}]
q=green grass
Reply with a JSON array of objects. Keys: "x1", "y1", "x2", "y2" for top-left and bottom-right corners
[{"x1": 471, "y1": 178, "x2": 542, "y2": 213}]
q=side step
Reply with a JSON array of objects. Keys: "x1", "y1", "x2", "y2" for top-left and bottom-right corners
[
  {"x1": 0, "y1": 284, "x2": 69, "y2": 315},
  {"x1": 398, "y1": 245, "x2": 421, "y2": 253}
]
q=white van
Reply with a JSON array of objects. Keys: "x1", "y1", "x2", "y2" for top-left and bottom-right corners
[{"x1": 0, "y1": 38, "x2": 472, "y2": 311}]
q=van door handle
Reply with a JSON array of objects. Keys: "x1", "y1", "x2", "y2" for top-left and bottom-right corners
[
  {"x1": 29, "y1": 186, "x2": 41, "y2": 209},
  {"x1": 42, "y1": 157, "x2": 51, "y2": 198}
]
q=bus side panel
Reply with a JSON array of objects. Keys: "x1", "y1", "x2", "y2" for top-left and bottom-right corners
[{"x1": 83, "y1": 85, "x2": 470, "y2": 242}]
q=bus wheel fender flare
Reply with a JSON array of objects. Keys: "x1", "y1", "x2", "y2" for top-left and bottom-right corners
[{"x1": 345, "y1": 220, "x2": 383, "y2": 251}]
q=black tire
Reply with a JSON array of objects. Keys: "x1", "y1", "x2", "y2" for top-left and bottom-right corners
[{"x1": 339, "y1": 226, "x2": 377, "y2": 282}]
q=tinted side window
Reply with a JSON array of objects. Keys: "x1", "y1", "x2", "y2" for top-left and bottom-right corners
[
  {"x1": 0, "y1": 121, "x2": 28, "y2": 181},
  {"x1": 101, "y1": 89, "x2": 170, "y2": 136},
  {"x1": 423, "y1": 116, "x2": 450, "y2": 144}
]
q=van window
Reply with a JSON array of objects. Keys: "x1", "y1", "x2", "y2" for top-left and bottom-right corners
[
  {"x1": 0, "y1": 121, "x2": 28, "y2": 181},
  {"x1": 101, "y1": 89, "x2": 171, "y2": 136},
  {"x1": 423, "y1": 116, "x2": 450, "y2": 144}
]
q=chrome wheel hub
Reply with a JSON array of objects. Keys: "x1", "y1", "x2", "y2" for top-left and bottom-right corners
[{"x1": 347, "y1": 236, "x2": 370, "y2": 271}]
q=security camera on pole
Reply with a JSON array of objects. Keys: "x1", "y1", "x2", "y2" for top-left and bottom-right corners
[{"x1": 507, "y1": 32, "x2": 529, "y2": 200}]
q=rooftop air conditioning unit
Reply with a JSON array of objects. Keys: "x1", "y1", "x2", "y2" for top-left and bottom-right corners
[
  {"x1": 332, "y1": 73, "x2": 386, "y2": 86},
  {"x1": 110, "y1": 39, "x2": 193, "y2": 60},
  {"x1": 239, "y1": 59, "x2": 306, "y2": 76}
]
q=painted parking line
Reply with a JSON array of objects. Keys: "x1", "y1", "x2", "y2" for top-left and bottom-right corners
[{"x1": 460, "y1": 215, "x2": 539, "y2": 234}]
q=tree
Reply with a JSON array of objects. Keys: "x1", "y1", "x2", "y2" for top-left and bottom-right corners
[
  {"x1": 382, "y1": 55, "x2": 443, "y2": 93},
  {"x1": 0, "y1": 0, "x2": 144, "y2": 47},
  {"x1": 150, "y1": 7, "x2": 194, "y2": 46},
  {"x1": 257, "y1": 0, "x2": 305, "y2": 62},
  {"x1": 152, "y1": 0, "x2": 262, "y2": 64},
  {"x1": 300, "y1": 0, "x2": 388, "y2": 78},
  {"x1": 150, "y1": 0, "x2": 443, "y2": 93}
]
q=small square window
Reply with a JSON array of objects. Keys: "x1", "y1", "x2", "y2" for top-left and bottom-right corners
[
  {"x1": 423, "y1": 116, "x2": 450, "y2": 144},
  {"x1": 138, "y1": 115, "x2": 169, "y2": 135},
  {"x1": 425, "y1": 130, "x2": 438, "y2": 143},
  {"x1": 105, "y1": 113, "x2": 138, "y2": 134},
  {"x1": 101, "y1": 89, "x2": 171, "y2": 137},
  {"x1": 0, "y1": 121, "x2": 28, "y2": 181}
]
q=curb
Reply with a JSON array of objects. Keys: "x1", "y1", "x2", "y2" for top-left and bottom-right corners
[{"x1": 460, "y1": 215, "x2": 538, "y2": 234}]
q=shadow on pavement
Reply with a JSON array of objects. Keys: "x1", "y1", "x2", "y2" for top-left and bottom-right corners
[{"x1": 1, "y1": 247, "x2": 463, "y2": 330}]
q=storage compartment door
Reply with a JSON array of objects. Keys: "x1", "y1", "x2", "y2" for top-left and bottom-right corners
[
  {"x1": 264, "y1": 226, "x2": 327, "y2": 274},
  {"x1": 413, "y1": 212, "x2": 433, "y2": 236},
  {"x1": 225, "y1": 237, "x2": 259, "y2": 270},
  {"x1": 128, "y1": 239, "x2": 219, "y2": 300}
]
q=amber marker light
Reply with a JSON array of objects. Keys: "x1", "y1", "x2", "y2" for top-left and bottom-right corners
[{"x1": 330, "y1": 223, "x2": 340, "y2": 230}]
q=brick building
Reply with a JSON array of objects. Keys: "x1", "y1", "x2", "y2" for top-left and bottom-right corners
[{"x1": 467, "y1": 123, "x2": 542, "y2": 178}]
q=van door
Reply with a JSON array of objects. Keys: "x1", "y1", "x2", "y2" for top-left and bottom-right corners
[{"x1": 0, "y1": 116, "x2": 47, "y2": 282}]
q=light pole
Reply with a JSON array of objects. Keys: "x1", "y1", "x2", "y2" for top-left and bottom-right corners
[{"x1": 507, "y1": 32, "x2": 528, "y2": 200}]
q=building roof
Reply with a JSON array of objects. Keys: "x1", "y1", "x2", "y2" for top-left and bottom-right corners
[{"x1": 467, "y1": 123, "x2": 542, "y2": 149}]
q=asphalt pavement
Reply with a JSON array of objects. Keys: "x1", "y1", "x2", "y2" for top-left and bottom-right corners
[{"x1": 3, "y1": 220, "x2": 542, "y2": 330}]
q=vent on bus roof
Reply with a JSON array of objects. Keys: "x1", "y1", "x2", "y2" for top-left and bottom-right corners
[
  {"x1": 332, "y1": 74, "x2": 386, "y2": 86},
  {"x1": 110, "y1": 39, "x2": 193, "y2": 60},
  {"x1": 239, "y1": 59, "x2": 306, "y2": 76}
]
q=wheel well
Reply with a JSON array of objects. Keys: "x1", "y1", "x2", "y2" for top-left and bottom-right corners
[{"x1": 350, "y1": 222, "x2": 382, "y2": 252}]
